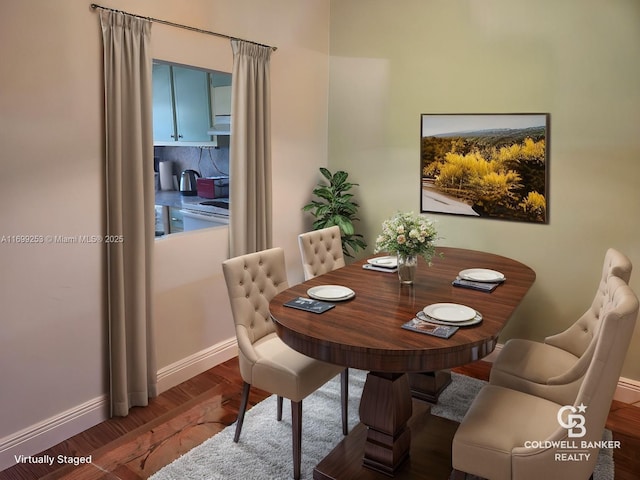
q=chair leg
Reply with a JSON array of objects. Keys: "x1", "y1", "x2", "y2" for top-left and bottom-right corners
[
  {"x1": 291, "y1": 400, "x2": 302, "y2": 480},
  {"x1": 449, "y1": 469, "x2": 468, "y2": 480},
  {"x1": 277, "y1": 395, "x2": 284, "y2": 421},
  {"x1": 450, "y1": 469, "x2": 485, "y2": 480},
  {"x1": 341, "y1": 368, "x2": 349, "y2": 435},
  {"x1": 234, "y1": 381, "x2": 251, "y2": 443}
]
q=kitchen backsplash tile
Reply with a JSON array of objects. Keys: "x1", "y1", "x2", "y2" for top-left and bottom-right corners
[{"x1": 154, "y1": 146, "x2": 230, "y2": 184}]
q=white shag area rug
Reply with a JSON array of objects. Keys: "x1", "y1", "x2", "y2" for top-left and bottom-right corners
[{"x1": 150, "y1": 370, "x2": 614, "y2": 480}]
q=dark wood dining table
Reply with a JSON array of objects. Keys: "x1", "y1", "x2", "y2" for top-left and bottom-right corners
[{"x1": 270, "y1": 247, "x2": 535, "y2": 479}]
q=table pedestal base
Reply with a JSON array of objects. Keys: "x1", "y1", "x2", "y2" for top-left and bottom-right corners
[
  {"x1": 359, "y1": 372, "x2": 412, "y2": 474},
  {"x1": 408, "y1": 370, "x2": 452, "y2": 403},
  {"x1": 314, "y1": 400, "x2": 458, "y2": 479}
]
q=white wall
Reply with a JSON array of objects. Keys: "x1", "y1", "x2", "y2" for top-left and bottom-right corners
[
  {"x1": 0, "y1": 0, "x2": 330, "y2": 470},
  {"x1": 153, "y1": 227, "x2": 236, "y2": 392},
  {"x1": 328, "y1": 0, "x2": 640, "y2": 379},
  {"x1": 0, "y1": 0, "x2": 107, "y2": 466}
]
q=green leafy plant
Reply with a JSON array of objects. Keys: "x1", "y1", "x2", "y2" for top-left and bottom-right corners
[{"x1": 302, "y1": 168, "x2": 367, "y2": 258}]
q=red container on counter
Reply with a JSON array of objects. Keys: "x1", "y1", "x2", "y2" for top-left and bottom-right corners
[{"x1": 196, "y1": 176, "x2": 230, "y2": 199}]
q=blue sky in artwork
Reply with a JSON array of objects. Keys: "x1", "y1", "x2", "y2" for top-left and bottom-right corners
[{"x1": 421, "y1": 114, "x2": 547, "y2": 137}]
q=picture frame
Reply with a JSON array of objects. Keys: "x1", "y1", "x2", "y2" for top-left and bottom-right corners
[{"x1": 420, "y1": 113, "x2": 549, "y2": 224}]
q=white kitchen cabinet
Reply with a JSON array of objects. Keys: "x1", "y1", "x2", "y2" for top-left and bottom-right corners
[{"x1": 212, "y1": 85, "x2": 231, "y2": 117}]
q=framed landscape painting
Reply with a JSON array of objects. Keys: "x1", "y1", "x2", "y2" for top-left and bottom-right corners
[{"x1": 420, "y1": 113, "x2": 549, "y2": 224}]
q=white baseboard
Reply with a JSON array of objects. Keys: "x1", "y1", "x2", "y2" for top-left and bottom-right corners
[
  {"x1": 0, "y1": 394, "x2": 109, "y2": 471},
  {"x1": 0, "y1": 338, "x2": 238, "y2": 473},
  {"x1": 615, "y1": 377, "x2": 640, "y2": 405},
  {"x1": 156, "y1": 338, "x2": 238, "y2": 394},
  {"x1": 484, "y1": 343, "x2": 640, "y2": 404}
]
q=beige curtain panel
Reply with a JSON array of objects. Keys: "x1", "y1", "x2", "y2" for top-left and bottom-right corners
[
  {"x1": 229, "y1": 39, "x2": 273, "y2": 257},
  {"x1": 99, "y1": 10, "x2": 157, "y2": 417}
]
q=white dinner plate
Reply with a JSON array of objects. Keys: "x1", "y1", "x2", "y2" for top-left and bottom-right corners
[
  {"x1": 307, "y1": 285, "x2": 355, "y2": 301},
  {"x1": 458, "y1": 268, "x2": 505, "y2": 283},
  {"x1": 367, "y1": 256, "x2": 398, "y2": 268},
  {"x1": 423, "y1": 303, "x2": 477, "y2": 322},
  {"x1": 417, "y1": 310, "x2": 483, "y2": 327}
]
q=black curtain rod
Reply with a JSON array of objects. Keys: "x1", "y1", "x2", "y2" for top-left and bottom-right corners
[{"x1": 90, "y1": 3, "x2": 277, "y2": 51}]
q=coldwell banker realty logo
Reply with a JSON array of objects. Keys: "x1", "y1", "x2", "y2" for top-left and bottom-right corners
[
  {"x1": 557, "y1": 403, "x2": 587, "y2": 438},
  {"x1": 523, "y1": 403, "x2": 621, "y2": 462}
]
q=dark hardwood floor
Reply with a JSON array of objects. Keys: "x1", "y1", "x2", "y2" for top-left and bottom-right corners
[{"x1": 1, "y1": 358, "x2": 638, "y2": 479}]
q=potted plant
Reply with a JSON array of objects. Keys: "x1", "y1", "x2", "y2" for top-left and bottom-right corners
[{"x1": 302, "y1": 168, "x2": 367, "y2": 258}]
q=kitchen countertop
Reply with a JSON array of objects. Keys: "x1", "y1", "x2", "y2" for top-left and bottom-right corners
[{"x1": 155, "y1": 190, "x2": 227, "y2": 209}]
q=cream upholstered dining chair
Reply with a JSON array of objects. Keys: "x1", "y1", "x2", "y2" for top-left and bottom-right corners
[
  {"x1": 297, "y1": 226, "x2": 351, "y2": 423},
  {"x1": 489, "y1": 248, "x2": 632, "y2": 405},
  {"x1": 222, "y1": 247, "x2": 348, "y2": 480},
  {"x1": 298, "y1": 225, "x2": 346, "y2": 281},
  {"x1": 452, "y1": 275, "x2": 639, "y2": 480}
]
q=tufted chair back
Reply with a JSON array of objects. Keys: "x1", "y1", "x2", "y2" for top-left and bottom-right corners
[
  {"x1": 222, "y1": 247, "x2": 349, "y2": 479},
  {"x1": 545, "y1": 248, "x2": 632, "y2": 359},
  {"x1": 222, "y1": 247, "x2": 289, "y2": 380},
  {"x1": 489, "y1": 248, "x2": 633, "y2": 405},
  {"x1": 298, "y1": 226, "x2": 346, "y2": 280}
]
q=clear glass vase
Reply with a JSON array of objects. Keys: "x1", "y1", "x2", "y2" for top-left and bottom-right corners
[{"x1": 397, "y1": 254, "x2": 418, "y2": 284}]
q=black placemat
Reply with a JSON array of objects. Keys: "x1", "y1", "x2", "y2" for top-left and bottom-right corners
[
  {"x1": 284, "y1": 297, "x2": 336, "y2": 314},
  {"x1": 402, "y1": 318, "x2": 459, "y2": 338},
  {"x1": 452, "y1": 278, "x2": 501, "y2": 292}
]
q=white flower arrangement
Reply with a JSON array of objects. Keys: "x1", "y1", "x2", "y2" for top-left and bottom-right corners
[{"x1": 374, "y1": 211, "x2": 439, "y2": 263}]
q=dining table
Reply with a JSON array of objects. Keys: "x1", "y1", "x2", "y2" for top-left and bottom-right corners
[{"x1": 269, "y1": 246, "x2": 536, "y2": 479}]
